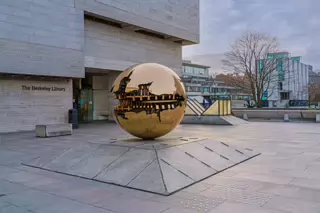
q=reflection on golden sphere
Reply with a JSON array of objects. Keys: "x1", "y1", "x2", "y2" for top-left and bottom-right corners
[{"x1": 111, "y1": 63, "x2": 187, "y2": 140}]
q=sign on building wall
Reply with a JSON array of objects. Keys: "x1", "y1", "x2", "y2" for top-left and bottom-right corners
[
  {"x1": 0, "y1": 78, "x2": 72, "y2": 133},
  {"x1": 21, "y1": 85, "x2": 66, "y2": 92}
]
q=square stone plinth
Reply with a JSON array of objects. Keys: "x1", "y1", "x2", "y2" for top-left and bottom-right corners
[{"x1": 24, "y1": 137, "x2": 259, "y2": 195}]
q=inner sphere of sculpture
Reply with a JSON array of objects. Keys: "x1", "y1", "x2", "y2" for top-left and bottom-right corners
[{"x1": 111, "y1": 63, "x2": 187, "y2": 140}]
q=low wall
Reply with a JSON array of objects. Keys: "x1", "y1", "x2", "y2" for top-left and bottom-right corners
[
  {"x1": 181, "y1": 116, "x2": 231, "y2": 125},
  {"x1": 233, "y1": 109, "x2": 320, "y2": 121}
]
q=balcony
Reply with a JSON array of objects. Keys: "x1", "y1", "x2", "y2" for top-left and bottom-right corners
[
  {"x1": 182, "y1": 72, "x2": 209, "y2": 79},
  {"x1": 210, "y1": 92, "x2": 230, "y2": 96},
  {"x1": 186, "y1": 91, "x2": 202, "y2": 96},
  {"x1": 184, "y1": 82, "x2": 202, "y2": 87}
]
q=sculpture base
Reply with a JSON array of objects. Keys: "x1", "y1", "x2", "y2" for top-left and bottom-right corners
[{"x1": 23, "y1": 137, "x2": 259, "y2": 196}]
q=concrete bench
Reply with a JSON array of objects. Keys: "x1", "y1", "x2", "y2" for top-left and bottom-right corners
[{"x1": 36, "y1": 124, "x2": 72, "y2": 138}]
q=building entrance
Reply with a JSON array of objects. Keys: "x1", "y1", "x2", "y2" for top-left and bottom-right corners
[
  {"x1": 73, "y1": 70, "x2": 118, "y2": 123},
  {"x1": 73, "y1": 75, "x2": 94, "y2": 123},
  {"x1": 78, "y1": 88, "x2": 93, "y2": 122}
]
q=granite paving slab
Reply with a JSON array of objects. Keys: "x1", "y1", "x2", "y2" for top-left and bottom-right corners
[
  {"x1": 68, "y1": 145, "x2": 129, "y2": 178},
  {"x1": 95, "y1": 149, "x2": 156, "y2": 185}
]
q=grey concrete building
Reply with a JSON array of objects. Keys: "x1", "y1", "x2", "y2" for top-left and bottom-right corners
[{"x1": 0, "y1": 0, "x2": 200, "y2": 133}]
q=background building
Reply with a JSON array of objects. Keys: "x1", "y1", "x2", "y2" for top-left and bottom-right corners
[
  {"x1": 309, "y1": 69, "x2": 320, "y2": 84},
  {"x1": 181, "y1": 60, "x2": 251, "y2": 104},
  {"x1": 0, "y1": 0, "x2": 200, "y2": 133},
  {"x1": 263, "y1": 52, "x2": 310, "y2": 108},
  {"x1": 181, "y1": 60, "x2": 211, "y2": 97},
  {"x1": 309, "y1": 69, "x2": 320, "y2": 107}
]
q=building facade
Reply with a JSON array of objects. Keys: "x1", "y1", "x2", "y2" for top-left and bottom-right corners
[
  {"x1": 181, "y1": 60, "x2": 211, "y2": 97},
  {"x1": 263, "y1": 52, "x2": 310, "y2": 108},
  {"x1": 0, "y1": 0, "x2": 200, "y2": 133},
  {"x1": 181, "y1": 60, "x2": 251, "y2": 102}
]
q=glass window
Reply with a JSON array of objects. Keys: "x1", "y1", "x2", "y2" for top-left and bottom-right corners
[
  {"x1": 277, "y1": 59, "x2": 285, "y2": 81},
  {"x1": 258, "y1": 59, "x2": 264, "y2": 72},
  {"x1": 193, "y1": 68, "x2": 199, "y2": 75},
  {"x1": 203, "y1": 88, "x2": 209, "y2": 93},
  {"x1": 192, "y1": 67, "x2": 205, "y2": 75},
  {"x1": 280, "y1": 92, "x2": 290, "y2": 100},
  {"x1": 183, "y1": 66, "x2": 206, "y2": 75},
  {"x1": 183, "y1": 66, "x2": 193, "y2": 74},
  {"x1": 279, "y1": 74, "x2": 285, "y2": 81},
  {"x1": 199, "y1": 68, "x2": 205, "y2": 75},
  {"x1": 276, "y1": 60, "x2": 283, "y2": 72},
  {"x1": 279, "y1": 82, "x2": 283, "y2": 90}
]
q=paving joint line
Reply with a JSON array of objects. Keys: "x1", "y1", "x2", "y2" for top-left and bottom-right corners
[
  {"x1": 92, "y1": 147, "x2": 131, "y2": 179},
  {"x1": 126, "y1": 157, "x2": 157, "y2": 186},
  {"x1": 154, "y1": 145, "x2": 168, "y2": 193}
]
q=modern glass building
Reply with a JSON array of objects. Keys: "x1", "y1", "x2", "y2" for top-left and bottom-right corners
[{"x1": 259, "y1": 52, "x2": 311, "y2": 108}]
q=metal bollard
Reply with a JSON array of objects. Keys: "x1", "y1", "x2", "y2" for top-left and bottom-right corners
[{"x1": 284, "y1": 114, "x2": 290, "y2": 122}]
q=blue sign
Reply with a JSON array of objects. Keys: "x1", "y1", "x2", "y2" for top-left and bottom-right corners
[{"x1": 262, "y1": 91, "x2": 268, "y2": 100}]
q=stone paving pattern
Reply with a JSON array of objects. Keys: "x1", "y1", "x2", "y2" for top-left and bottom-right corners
[
  {"x1": 1, "y1": 122, "x2": 320, "y2": 212},
  {"x1": 23, "y1": 135, "x2": 259, "y2": 195}
]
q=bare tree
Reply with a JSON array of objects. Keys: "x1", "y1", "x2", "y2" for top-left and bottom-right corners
[
  {"x1": 222, "y1": 31, "x2": 286, "y2": 108},
  {"x1": 309, "y1": 83, "x2": 320, "y2": 104},
  {"x1": 216, "y1": 73, "x2": 251, "y2": 94}
]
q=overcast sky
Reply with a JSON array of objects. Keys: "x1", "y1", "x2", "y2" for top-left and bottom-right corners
[{"x1": 183, "y1": 0, "x2": 320, "y2": 70}]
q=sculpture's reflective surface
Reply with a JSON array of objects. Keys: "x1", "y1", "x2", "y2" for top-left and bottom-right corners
[{"x1": 111, "y1": 63, "x2": 186, "y2": 139}]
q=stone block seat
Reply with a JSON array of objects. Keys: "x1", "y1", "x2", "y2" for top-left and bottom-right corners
[{"x1": 35, "y1": 124, "x2": 72, "y2": 138}]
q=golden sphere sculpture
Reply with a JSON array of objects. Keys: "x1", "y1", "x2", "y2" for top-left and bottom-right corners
[{"x1": 111, "y1": 63, "x2": 187, "y2": 140}]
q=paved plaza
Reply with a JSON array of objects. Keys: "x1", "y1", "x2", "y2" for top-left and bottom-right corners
[{"x1": 1, "y1": 122, "x2": 320, "y2": 213}]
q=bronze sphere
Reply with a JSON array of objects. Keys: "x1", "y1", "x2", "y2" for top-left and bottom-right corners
[{"x1": 111, "y1": 63, "x2": 186, "y2": 140}]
